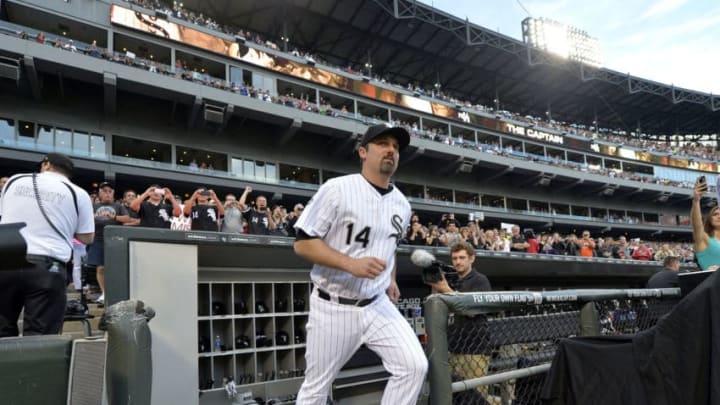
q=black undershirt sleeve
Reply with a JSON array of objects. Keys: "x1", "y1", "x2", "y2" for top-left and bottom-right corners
[{"x1": 296, "y1": 229, "x2": 319, "y2": 241}]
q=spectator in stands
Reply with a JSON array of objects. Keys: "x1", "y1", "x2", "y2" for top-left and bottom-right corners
[
  {"x1": 36, "y1": 32, "x2": 44, "y2": 44},
  {"x1": 564, "y1": 234, "x2": 580, "y2": 256},
  {"x1": 510, "y1": 225, "x2": 528, "y2": 252},
  {"x1": 122, "y1": 189, "x2": 141, "y2": 226},
  {"x1": 632, "y1": 242, "x2": 653, "y2": 261},
  {"x1": 425, "y1": 226, "x2": 441, "y2": 247},
  {"x1": 238, "y1": 186, "x2": 276, "y2": 234},
  {"x1": 647, "y1": 256, "x2": 681, "y2": 288},
  {"x1": 496, "y1": 228, "x2": 510, "y2": 252},
  {"x1": 439, "y1": 220, "x2": 462, "y2": 247},
  {"x1": 285, "y1": 203, "x2": 304, "y2": 238},
  {"x1": 524, "y1": 229, "x2": 539, "y2": 254},
  {"x1": 538, "y1": 233, "x2": 550, "y2": 253},
  {"x1": 221, "y1": 193, "x2": 244, "y2": 233},
  {"x1": 597, "y1": 236, "x2": 614, "y2": 258},
  {"x1": 691, "y1": 176, "x2": 720, "y2": 270},
  {"x1": 129, "y1": 184, "x2": 182, "y2": 228},
  {"x1": 459, "y1": 226, "x2": 475, "y2": 248},
  {"x1": 170, "y1": 198, "x2": 192, "y2": 231},
  {"x1": 426, "y1": 242, "x2": 492, "y2": 402},
  {"x1": 405, "y1": 220, "x2": 426, "y2": 245},
  {"x1": 440, "y1": 213, "x2": 456, "y2": 229},
  {"x1": 612, "y1": 236, "x2": 632, "y2": 260},
  {"x1": 271, "y1": 205, "x2": 289, "y2": 236},
  {"x1": 184, "y1": 188, "x2": 224, "y2": 231},
  {"x1": 579, "y1": 230, "x2": 596, "y2": 257},
  {"x1": 654, "y1": 243, "x2": 675, "y2": 262},
  {"x1": 549, "y1": 232, "x2": 566, "y2": 255},
  {"x1": 87, "y1": 181, "x2": 131, "y2": 305}
]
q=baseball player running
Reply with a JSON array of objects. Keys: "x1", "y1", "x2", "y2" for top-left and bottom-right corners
[{"x1": 293, "y1": 124, "x2": 427, "y2": 404}]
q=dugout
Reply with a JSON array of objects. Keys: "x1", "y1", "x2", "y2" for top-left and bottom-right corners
[{"x1": 104, "y1": 226, "x2": 677, "y2": 404}]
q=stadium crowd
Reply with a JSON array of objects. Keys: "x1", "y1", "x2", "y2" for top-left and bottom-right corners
[
  {"x1": 42, "y1": 180, "x2": 691, "y2": 264},
  {"x1": 118, "y1": 0, "x2": 720, "y2": 162},
  {"x1": 3, "y1": 20, "x2": 714, "y2": 193}
]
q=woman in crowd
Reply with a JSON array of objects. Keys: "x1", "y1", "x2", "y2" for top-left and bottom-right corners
[
  {"x1": 425, "y1": 226, "x2": 441, "y2": 247},
  {"x1": 405, "y1": 220, "x2": 427, "y2": 246},
  {"x1": 691, "y1": 176, "x2": 720, "y2": 270}
]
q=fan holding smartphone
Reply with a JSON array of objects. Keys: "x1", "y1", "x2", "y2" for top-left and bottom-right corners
[{"x1": 691, "y1": 175, "x2": 720, "y2": 270}]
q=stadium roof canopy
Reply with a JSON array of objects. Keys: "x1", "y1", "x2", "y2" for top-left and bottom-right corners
[{"x1": 182, "y1": 0, "x2": 720, "y2": 137}]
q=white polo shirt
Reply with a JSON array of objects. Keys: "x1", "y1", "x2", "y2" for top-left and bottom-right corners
[{"x1": 0, "y1": 171, "x2": 94, "y2": 262}]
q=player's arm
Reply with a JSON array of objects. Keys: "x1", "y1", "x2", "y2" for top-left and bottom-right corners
[
  {"x1": 294, "y1": 236, "x2": 386, "y2": 279},
  {"x1": 692, "y1": 177, "x2": 710, "y2": 252},
  {"x1": 386, "y1": 263, "x2": 401, "y2": 303}
]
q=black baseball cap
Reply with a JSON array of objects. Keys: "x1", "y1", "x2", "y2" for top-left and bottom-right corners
[
  {"x1": 359, "y1": 124, "x2": 410, "y2": 151},
  {"x1": 98, "y1": 181, "x2": 114, "y2": 190},
  {"x1": 39, "y1": 153, "x2": 74, "y2": 176}
]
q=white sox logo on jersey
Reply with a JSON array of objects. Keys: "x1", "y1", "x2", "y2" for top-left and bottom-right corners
[{"x1": 390, "y1": 214, "x2": 403, "y2": 244}]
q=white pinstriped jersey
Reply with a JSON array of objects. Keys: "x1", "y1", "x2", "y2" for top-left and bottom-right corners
[{"x1": 294, "y1": 173, "x2": 410, "y2": 299}]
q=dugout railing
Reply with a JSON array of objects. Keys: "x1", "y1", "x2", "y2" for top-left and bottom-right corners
[{"x1": 424, "y1": 288, "x2": 681, "y2": 405}]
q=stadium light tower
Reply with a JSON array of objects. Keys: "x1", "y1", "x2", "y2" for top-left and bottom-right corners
[{"x1": 522, "y1": 17, "x2": 602, "y2": 67}]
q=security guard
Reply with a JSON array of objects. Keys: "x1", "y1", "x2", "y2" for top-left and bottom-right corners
[{"x1": 0, "y1": 153, "x2": 94, "y2": 337}]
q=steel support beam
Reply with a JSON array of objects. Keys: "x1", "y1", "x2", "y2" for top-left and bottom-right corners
[
  {"x1": 22, "y1": 56, "x2": 41, "y2": 101},
  {"x1": 103, "y1": 72, "x2": 117, "y2": 117}
]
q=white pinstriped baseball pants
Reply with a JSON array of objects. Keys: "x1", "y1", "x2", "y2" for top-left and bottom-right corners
[{"x1": 296, "y1": 288, "x2": 428, "y2": 405}]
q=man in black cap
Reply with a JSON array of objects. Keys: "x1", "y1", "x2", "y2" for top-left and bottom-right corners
[
  {"x1": 0, "y1": 153, "x2": 94, "y2": 336},
  {"x1": 293, "y1": 124, "x2": 427, "y2": 404},
  {"x1": 87, "y1": 181, "x2": 131, "y2": 304}
]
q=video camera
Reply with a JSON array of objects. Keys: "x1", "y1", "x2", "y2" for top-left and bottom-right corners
[{"x1": 410, "y1": 249, "x2": 458, "y2": 285}]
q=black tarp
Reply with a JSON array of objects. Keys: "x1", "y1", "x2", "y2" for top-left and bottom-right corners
[{"x1": 542, "y1": 271, "x2": 720, "y2": 405}]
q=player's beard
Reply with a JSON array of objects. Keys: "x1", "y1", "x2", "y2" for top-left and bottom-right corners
[{"x1": 379, "y1": 156, "x2": 397, "y2": 176}]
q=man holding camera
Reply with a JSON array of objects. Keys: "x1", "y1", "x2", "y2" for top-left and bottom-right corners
[
  {"x1": 129, "y1": 184, "x2": 182, "y2": 228},
  {"x1": 427, "y1": 242, "x2": 493, "y2": 402},
  {"x1": 184, "y1": 188, "x2": 224, "y2": 231},
  {"x1": 221, "y1": 193, "x2": 244, "y2": 233},
  {"x1": 0, "y1": 153, "x2": 94, "y2": 336}
]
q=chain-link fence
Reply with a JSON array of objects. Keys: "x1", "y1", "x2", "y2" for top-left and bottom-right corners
[{"x1": 424, "y1": 289, "x2": 681, "y2": 405}]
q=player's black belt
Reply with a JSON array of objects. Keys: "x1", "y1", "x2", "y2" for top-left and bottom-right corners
[{"x1": 317, "y1": 288, "x2": 378, "y2": 307}]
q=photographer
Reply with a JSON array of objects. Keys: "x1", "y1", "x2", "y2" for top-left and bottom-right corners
[
  {"x1": 184, "y1": 187, "x2": 224, "y2": 231},
  {"x1": 221, "y1": 193, "x2": 243, "y2": 233},
  {"x1": 129, "y1": 184, "x2": 182, "y2": 228},
  {"x1": 0, "y1": 153, "x2": 94, "y2": 337},
  {"x1": 426, "y1": 242, "x2": 493, "y2": 401}
]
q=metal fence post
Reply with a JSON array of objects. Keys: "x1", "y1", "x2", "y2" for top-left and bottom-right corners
[
  {"x1": 580, "y1": 301, "x2": 600, "y2": 336},
  {"x1": 424, "y1": 295, "x2": 451, "y2": 405}
]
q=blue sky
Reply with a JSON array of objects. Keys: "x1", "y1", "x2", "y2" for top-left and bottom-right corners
[{"x1": 431, "y1": 0, "x2": 720, "y2": 94}]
